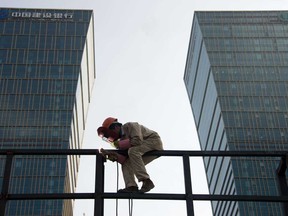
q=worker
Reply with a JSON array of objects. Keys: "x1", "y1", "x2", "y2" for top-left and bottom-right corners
[{"x1": 97, "y1": 117, "x2": 163, "y2": 193}]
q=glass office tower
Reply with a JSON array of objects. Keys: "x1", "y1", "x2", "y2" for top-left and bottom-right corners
[
  {"x1": 184, "y1": 11, "x2": 288, "y2": 216},
  {"x1": 0, "y1": 8, "x2": 95, "y2": 215}
]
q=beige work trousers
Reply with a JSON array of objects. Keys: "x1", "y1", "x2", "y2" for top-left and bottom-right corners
[{"x1": 122, "y1": 138, "x2": 163, "y2": 187}]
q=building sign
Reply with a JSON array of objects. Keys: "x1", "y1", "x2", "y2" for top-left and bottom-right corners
[
  {"x1": 0, "y1": 9, "x2": 73, "y2": 21},
  {"x1": 11, "y1": 11, "x2": 73, "y2": 19}
]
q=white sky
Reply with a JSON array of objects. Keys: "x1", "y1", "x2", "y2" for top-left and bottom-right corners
[{"x1": 1, "y1": 1, "x2": 288, "y2": 216}]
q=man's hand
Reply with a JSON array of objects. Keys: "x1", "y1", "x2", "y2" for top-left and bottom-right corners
[{"x1": 100, "y1": 148, "x2": 118, "y2": 162}]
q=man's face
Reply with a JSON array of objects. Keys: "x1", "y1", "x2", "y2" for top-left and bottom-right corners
[
  {"x1": 109, "y1": 125, "x2": 121, "y2": 140},
  {"x1": 97, "y1": 127, "x2": 119, "y2": 142}
]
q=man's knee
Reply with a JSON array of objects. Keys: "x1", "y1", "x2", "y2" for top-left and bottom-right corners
[{"x1": 128, "y1": 147, "x2": 143, "y2": 158}]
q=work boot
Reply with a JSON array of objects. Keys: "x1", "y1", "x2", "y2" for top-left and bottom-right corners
[
  {"x1": 117, "y1": 186, "x2": 138, "y2": 193},
  {"x1": 140, "y1": 179, "x2": 155, "y2": 193}
]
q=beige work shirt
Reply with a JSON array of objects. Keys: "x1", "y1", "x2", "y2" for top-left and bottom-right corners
[{"x1": 122, "y1": 122, "x2": 160, "y2": 146}]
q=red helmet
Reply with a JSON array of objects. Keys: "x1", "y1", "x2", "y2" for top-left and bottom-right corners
[
  {"x1": 102, "y1": 117, "x2": 117, "y2": 129},
  {"x1": 97, "y1": 117, "x2": 119, "y2": 141}
]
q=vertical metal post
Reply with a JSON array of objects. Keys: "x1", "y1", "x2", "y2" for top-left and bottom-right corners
[
  {"x1": 94, "y1": 154, "x2": 105, "y2": 216},
  {"x1": 183, "y1": 154, "x2": 194, "y2": 216},
  {"x1": 0, "y1": 152, "x2": 14, "y2": 216},
  {"x1": 277, "y1": 155, "x2": 288, "y2": 215}
]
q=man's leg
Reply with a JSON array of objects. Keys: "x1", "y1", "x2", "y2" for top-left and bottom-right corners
[
  {"x1": 121, "y1": 138, "x2": 163, "y2": 192},
  {"x1": 121, "y1": 159, "x2": 138, "y2": 188},
  {"x1": 128, "y1": 138, "x2": 163, "y2": 192}
]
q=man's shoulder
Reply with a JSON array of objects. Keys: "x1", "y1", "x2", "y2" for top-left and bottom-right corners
[{"x1": 123, "y1": 122, "x2": 140, "y2": 127}]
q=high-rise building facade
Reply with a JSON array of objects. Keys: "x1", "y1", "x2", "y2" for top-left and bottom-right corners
[
  {"x1": 184, "y1": 11, "x2": 288, "y2": 216},
  {"x1": 0, "y1": 8, "x2": 95, "y2": 215}
]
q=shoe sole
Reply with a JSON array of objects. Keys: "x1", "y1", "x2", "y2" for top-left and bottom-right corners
[{"x1": 139, "y1": 185, "x2": 155, "y2": 193}]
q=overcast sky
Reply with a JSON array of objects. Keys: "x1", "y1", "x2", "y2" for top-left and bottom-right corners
[{"x1": 1, "y1": 1, "x2": 288, "y2": 216}]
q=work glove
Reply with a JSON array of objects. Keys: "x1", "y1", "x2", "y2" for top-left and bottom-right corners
[
  {"x1": 100, "y1": 148, "x2": 118, "y2": 162},
  {"x1": 113, "y1": 140, "x2": 119, "y2": 149},
  {"x1": 112, "y1": 139, "x2": 132, "y2": 149}
]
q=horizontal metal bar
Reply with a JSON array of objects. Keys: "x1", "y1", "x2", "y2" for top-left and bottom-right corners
[
  {"x1": 104, "y1": 193, "x2": 288, "y2": 202},
  {"x1": 103, "y1": 193, "x2": 186, "y2": 200},
  {"x1": 3, "y1": 193, "x2": 288, "y2": 202},
  {"x1": 3, "y1": 193, "x2": 97, "y2": 200},
  {"x1": 0, "y1": 149, "x2": 287, "y2": 157},
  {"x1": 0, "y1": 149, "x2": 100, "y2": 156}
]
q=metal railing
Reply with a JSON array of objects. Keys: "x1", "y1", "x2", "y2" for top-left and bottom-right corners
[{"x1": 0, "y1": 149, "x2": 288, "y2": 216}]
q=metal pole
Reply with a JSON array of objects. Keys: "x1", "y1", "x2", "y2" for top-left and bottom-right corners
[
  {"x1": 0, "y1": 152, "x2": 14, "y2": 216},
  {"x1": 94, "y1": 153, "x2": 105, "y2": 216},
  {"x1": 183, "y1": 154, "x2": 194, "y2": 216}
]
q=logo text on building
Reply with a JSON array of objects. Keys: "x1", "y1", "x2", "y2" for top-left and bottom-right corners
[{"x1": 11, "y1": 11, "x2": 73, "y2": 19}]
